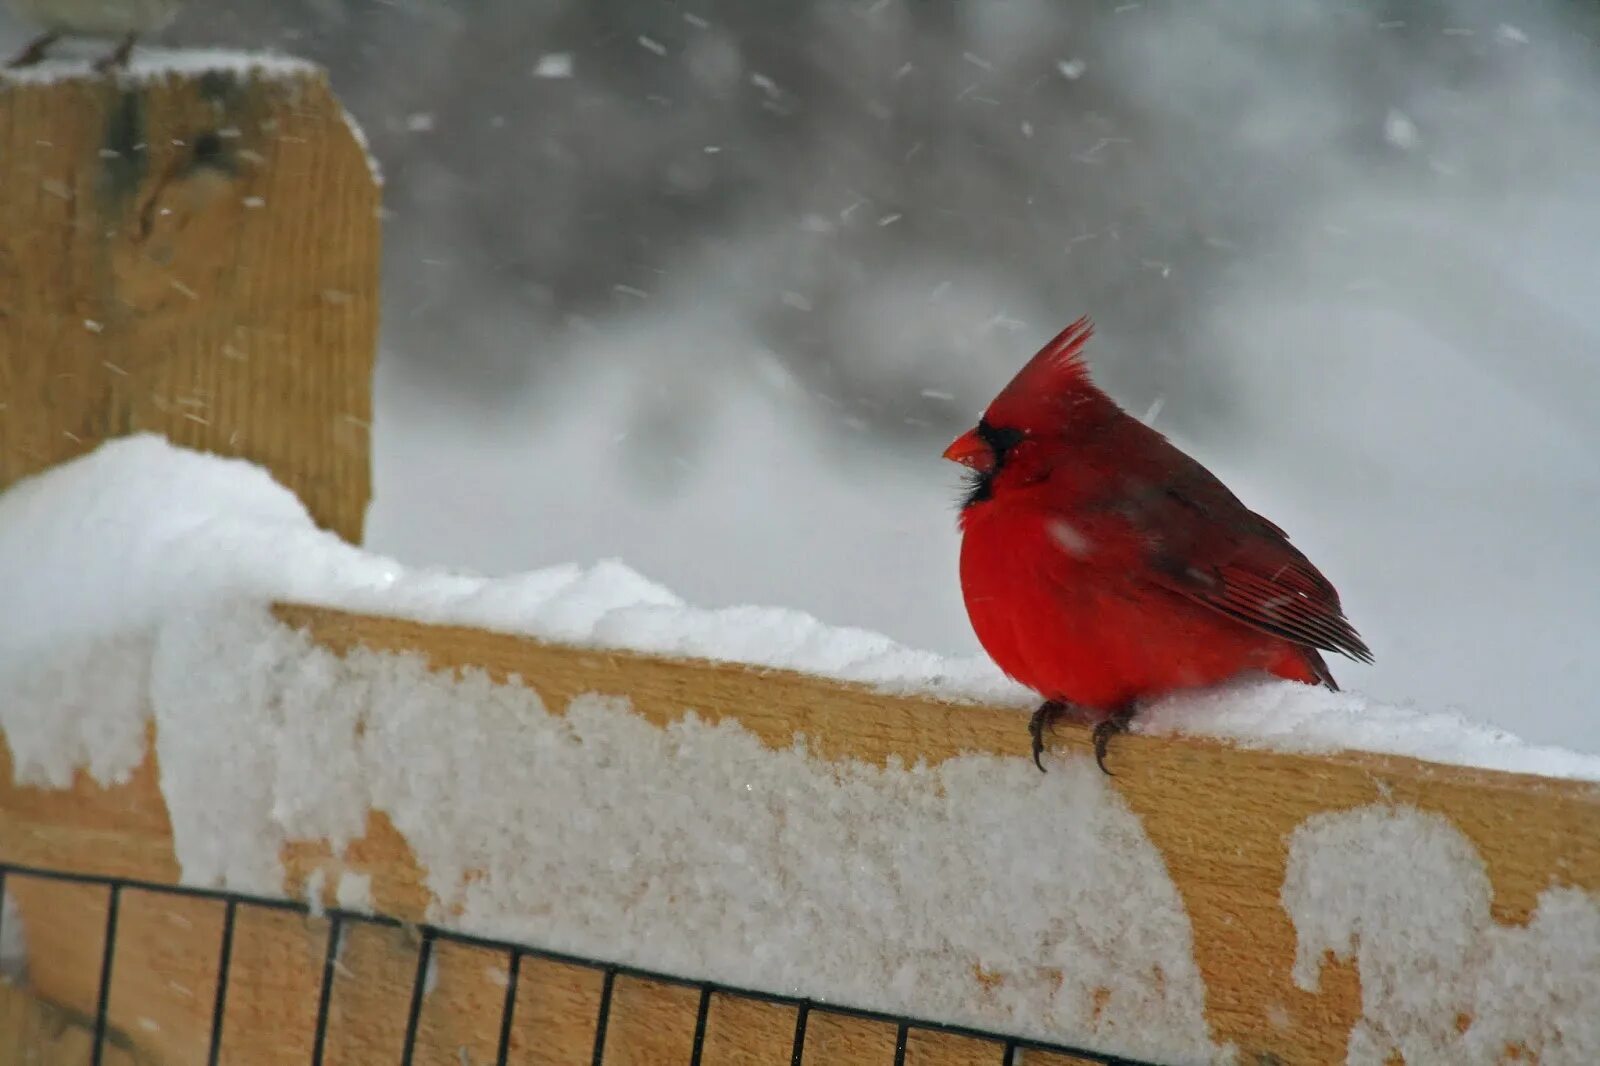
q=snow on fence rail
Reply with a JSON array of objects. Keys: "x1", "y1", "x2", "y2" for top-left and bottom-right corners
[{"x1": 0, "y1": 59, "x2": 1597, "y2": 1066}]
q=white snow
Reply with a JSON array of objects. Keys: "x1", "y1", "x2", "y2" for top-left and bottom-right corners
[
  {"x1": 1057, "y1": 58, "x2": 1088, "y2": 80},
  {"x1": 1137, "y1": 679, "x2": 1600, "y2": 782},
  {"x1": 0, "y1": 49, "x2": 384, "y2": 187},
  {"x1": 304, "y1": 867, "x2": 327, "y2": 918},
  {"x1": 1283, "y1": 805, "x2": 1600, "y2": 1064},
  {"x1": 1383, "y1": 108, "x2": 1419, "y2": 150},
  {"x1": 336, "y1": 102, "x2": 384, "y2": 186},
  {"x1": 532, "y1": 53, "x2": 574, "y2": 79},
  {"x1": 0, "y1": 48, "x2": 316, "y2": 86},
  {"x1": 336, "y1": 871, "x2": 373, "y2": 913}
]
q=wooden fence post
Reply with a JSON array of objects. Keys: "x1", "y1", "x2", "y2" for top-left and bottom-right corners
[{"x1": 0, "y1": 59, "x2": 379, "y2": 543}]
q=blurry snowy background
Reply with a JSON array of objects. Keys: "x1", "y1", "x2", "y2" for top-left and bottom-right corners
[{"x1": 6, "y1": 0, "x2": 1597, "y2": 748}]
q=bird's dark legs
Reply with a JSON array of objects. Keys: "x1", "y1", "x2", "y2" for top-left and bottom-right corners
[
  {"x1": 1029, "y1": 700, "x2": 1136, "y2": 775},
  {"x1": 1030, "y1": 701, "x2": 1068, "y2": 768},
  {"x1": 6, "y1": 31, "x2": 60, "y2": 69},
  {"x1": 1091, "y1": 707, "x2": 1136, "y2": 777},
  {"x1": 93, "y1": 34, "x2": 138, "y2": 73}
]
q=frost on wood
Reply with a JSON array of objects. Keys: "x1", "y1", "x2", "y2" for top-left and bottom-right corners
[{"x1": 1283, "y1": 806, "x2": 1600, "y2": 1064}]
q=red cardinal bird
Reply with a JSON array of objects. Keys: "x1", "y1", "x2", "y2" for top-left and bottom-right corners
[{"x1": 945, "y1": 318, "x2": 1371, "y2": 774}]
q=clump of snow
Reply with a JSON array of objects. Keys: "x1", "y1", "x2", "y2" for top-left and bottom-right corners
[
  {"x1": 304, "y1": 867, "x2": 327, "y2": 918},
  {"x1": 0, "y1": 634, "x2": 151, "y2": 788},
  {"x1": 336, "y1": 871, "x2": 373, "y2": 912},
  {"x1": 1383, "y1": 108, "x2": 1419, "y2": 150},
  {"x1": 532, "y1": 53, "x2": 573, "y2": 79},
  {"x1": 0, "y1": 48, "x2": 317, "y2": 86},
  {"x1": 1283, "y1": 805, "x2": 1600, "y2": 1064},
  {"x1": 0, "y1": 49, "x2": 384, "y2": 187},
  {"x1": 1057, "y1": 58, "x2": 1087, "y2": 80},
  {"x1": 1137, "y1": 679, "x2": 1600, "y2": 782}
]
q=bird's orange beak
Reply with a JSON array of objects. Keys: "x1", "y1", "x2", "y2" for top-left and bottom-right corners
[{"x1": 942, "y1": 427, "x2": 993, "y2": 471}]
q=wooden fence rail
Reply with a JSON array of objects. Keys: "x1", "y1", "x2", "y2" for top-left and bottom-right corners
[{"x1": 0, "y1": 605, "x2": 1597, "y2": 1063}]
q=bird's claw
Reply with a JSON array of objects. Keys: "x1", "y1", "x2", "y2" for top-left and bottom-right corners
[
  {"x1": 1091, "y1": 711, "x2": 1134, "y2": 776},
  {"x1": 1030, "y1": 702, "x2": 1135, "y2": 775},
  {"x1": 1028, "y1": 700, "x2": 1068, "y2": 772}
]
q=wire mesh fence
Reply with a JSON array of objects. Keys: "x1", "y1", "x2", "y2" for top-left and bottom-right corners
[{"x1": 0, "y1": 860, "x2": 1159, "y2": 1065}]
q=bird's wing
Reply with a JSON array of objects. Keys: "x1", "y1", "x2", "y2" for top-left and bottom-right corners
[{"x1": 1094, "y1": 433, "x2": 1373, "y2": 665}]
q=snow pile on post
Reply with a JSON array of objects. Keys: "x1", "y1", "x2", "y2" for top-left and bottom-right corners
[{"x1": 0, "y1": 48, "x2": 316, "y2": 85}]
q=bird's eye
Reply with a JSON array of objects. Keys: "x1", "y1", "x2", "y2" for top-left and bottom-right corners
[{"x1": 977, "y1": 419, "x2": 1025, "y2": 461}]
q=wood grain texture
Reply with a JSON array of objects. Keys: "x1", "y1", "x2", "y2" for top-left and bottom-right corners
[
  {"x1": 0, "y1": 65, "x2": 378, "y2": 542},
  {"x1": 0, "y1": 603, "x2": 1595, "y2": 1066},
  {"x1": 699, "y1": 994, "x2": 799, "y2": 1065},
  {"x1": 105, "y1": 889, "x2": 226, "y2": 1066},
  {"x1": 902, "y1": 1028, "x2": 1006, "y2": 1065},
  {"x1": 1013, "y1": 1051, "x2": 1103, "y2": 1066},
  {"x1": 215, "y1": 905, "x2": 327, "y2": 1065},
  {"x1": 508, "y1": 957, "x2": 604, "y2": 1064},
  {"x1": 798, "y1": 1011, "x2": 900, "y2": 1063},
  {"x1": 411, "y1": 939, "x2": 515, "y2": 1065}
]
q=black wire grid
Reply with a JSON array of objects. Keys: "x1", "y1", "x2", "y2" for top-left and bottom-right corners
[{"x1": 0, "y1": 861, "x2": 1159, "y2": 1066}]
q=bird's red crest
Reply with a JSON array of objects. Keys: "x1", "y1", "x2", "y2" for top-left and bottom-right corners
[{"x1": 984, "y1": 317, "x2": 1098, "y2": 428}]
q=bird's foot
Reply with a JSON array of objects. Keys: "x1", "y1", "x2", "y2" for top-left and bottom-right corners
[
  {"x1": 1091, "y1": 708, "x2": 1136, "y2": 777},
  {"x1": 6, "y1": 31, "x2": 60, "y2": 69},
  {"x1": 92, "y1": 35, "x2": 137, "y2": 74},
  {"x1": 1029, "y1": 700, "x2": 1076, "y2": 772}
]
